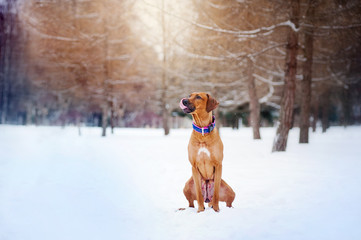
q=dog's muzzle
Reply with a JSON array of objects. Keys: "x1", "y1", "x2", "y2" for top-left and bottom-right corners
[{"x1": 179, "y1": 98, "x2": 195, "y2": 113}]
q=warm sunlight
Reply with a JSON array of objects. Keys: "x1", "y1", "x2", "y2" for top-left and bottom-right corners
[
  {"x1": 1, "y1": 0, "x2": 361, "y2": 238},
  {"x1": 133, "y1": 0, "x2": 193, "y2": 60}
]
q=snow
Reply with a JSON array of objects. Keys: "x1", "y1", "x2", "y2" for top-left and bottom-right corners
[{"x1": 1, "y1": 125, "x2": 361, "y2": 240}]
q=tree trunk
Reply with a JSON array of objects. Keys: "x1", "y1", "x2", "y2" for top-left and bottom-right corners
[
  {"x1": 341, "y1": 87, "x2": 351, "y2": 127},
  {"x1": 1, "y1": 75, "x2": 9, "y2": 124},
  {"x1": 0, "y1": 8, "x2": 5, "y2": 124},
  {"x1": 35, "y1": 107, "x2": 40, "y2": 126},
  {"x1": 101, "y1": 103, "x2": 108, "y2": 137},
  {"x1": 311, "y1": 96, "x2": 319, "y2": 132},
  {"x1": 247, "y1": 58, "x2": 261, "y2": 139},
  {"x1": 0, "y1": 1, "x2": 15, "y2": 124},
  {"x1": 26, "y1": 103, "x2": 32, "y2": 125},
  {"x1": 272, "y1": 0, "x2": 300, "y2": 152},
  {"x1": 101, "y1": 15, "x2": 110, "y2": 137},
  {"x1": 162, "y1": 102, "x2": 170, "y2": 135},
  {"x1": 321, "y1": 91, "x2": 330, "y2": 133},
  {"x1": 77, "y1": 115, "x2": 82, "y2": 136},
  {"x1": 110, "y1": 101, "x2": 115, "y2": 134},
  {"x1": 161, "y1": 0, "x2": 169, "y2": 136},
  {"x1": 299, "y1": 0, "x2": 316, "y2": 143}
]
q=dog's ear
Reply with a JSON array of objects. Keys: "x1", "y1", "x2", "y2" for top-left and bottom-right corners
[{"x1": 206, "y1": 94, "x2": 219, "y2": 112}]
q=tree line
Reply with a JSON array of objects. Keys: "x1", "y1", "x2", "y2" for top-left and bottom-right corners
[{"x1": 1, "y1": 0, "x2": 360, "y2": 151}]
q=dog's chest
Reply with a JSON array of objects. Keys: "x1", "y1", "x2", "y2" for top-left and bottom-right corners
[
  {"x1": 198, "y1": 145, "x2": 211, "y2": 158},
  {"x1": 195, "y1": 143, "x2": 214, "y2": 179},
  {"x1": 197, "y1": 143, "x2": 211, "y2": 158}
]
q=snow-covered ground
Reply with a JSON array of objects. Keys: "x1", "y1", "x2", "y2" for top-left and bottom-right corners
[{"x1": 1, "y1": 125, "x2": 360, "y2": 240}]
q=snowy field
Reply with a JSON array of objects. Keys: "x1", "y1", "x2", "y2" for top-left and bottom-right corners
[{"x1": 1, "y1": 125, "x2": 361, "y2": 240}]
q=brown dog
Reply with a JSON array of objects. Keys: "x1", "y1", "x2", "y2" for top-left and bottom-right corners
[{"x1": 180, "y1": 92, "x2": 235, "y2": 212}]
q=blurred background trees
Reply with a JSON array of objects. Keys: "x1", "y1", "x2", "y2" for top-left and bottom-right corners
[{"x1": 1, "y1": 0, "x2": 360, "y2": 146}]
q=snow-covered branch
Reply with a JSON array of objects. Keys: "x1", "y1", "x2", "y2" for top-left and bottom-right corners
[
  {"x1": 253, "y1": 73, "x2": 283, "y2": 86},
  {"x1": 301, "y1": 22, "x2": 361, "y2": 30},
  {"x1": 141, "y1": 0, "x2": 299, "y2": 38}
]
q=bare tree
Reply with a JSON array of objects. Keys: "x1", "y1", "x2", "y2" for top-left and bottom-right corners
[
  {"x1": 299, "y1": 0, "x2": 316, "y2": 143},
  {"x1": 160, "y1": 0, "x2": 170, "y2": 135},
  {"x1": 247, "y1": 57, "x2": 261, "y2": 139},
  {"x1": 2, "y1": 0, "x2": 360, "y2": 139},
  {"x1": 1, "y1": 0, "x2": 16, "y2": 123},
  {"x1": 272, "y1": 0, "x2": 300, "y2": 152}
]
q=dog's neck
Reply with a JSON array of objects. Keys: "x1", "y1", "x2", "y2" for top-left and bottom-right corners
[{"x1": 191, "y1": 111, "x2": 213, "y2": 128}]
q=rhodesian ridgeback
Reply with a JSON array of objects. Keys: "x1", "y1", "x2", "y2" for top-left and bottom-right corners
[{"x1": 180, "y1": 92, "x2": 235, "y2": 212}]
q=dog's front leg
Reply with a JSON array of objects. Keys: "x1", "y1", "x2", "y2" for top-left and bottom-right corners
[
  {"x1": 212, "y1": 164, "x2": 222, "y2": 212},
  {"x1": 192, "y1": 166, "x2": 205, "y2": 212}
]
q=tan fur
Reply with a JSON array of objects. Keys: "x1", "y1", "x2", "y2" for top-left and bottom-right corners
[{"x1": 182, "y1": 92, "x2": 235, "y2": 212}]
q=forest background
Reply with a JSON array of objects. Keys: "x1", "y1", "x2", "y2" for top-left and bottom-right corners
[{"x1": 1, "y1": 0, "x2": 361, "y2": 151}]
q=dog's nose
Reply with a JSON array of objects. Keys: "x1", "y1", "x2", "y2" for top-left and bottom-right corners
[{"x1": 182, "y1": 99, "x2": 189, "y2": 106}]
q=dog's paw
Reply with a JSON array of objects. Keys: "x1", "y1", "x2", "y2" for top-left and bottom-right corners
[
  {"x1": 212, "y1": 204, "x2": 220, "y2": 212},
  {"x1": 197, "y1": 206, "x2": 205, "y2": 213}
]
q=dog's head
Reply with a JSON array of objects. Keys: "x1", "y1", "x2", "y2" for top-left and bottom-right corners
[{"x1": 179, "y1": 92, "x2": 219, "y2": 114}]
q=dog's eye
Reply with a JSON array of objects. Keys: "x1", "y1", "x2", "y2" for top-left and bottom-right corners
[{"x1": 196, "y1": 95, "x2": 202, "y2": 100}]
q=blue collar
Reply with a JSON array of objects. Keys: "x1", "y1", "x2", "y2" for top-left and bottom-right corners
[{"x1": 192, "y1": 116, "x2": 216, "y2": 136}]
